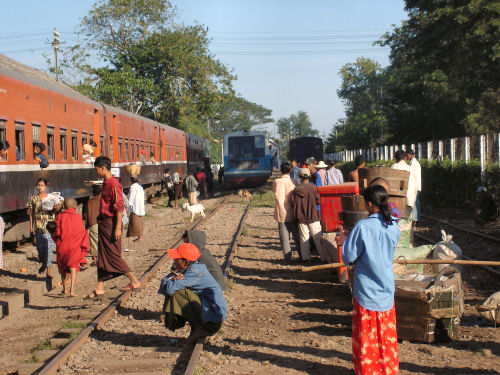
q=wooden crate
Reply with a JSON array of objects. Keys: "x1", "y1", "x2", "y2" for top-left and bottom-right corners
[{"x1": 395, "y1": 269, "x2": 463, "y2": 343}]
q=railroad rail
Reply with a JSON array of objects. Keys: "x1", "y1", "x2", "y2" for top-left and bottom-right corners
[
  {"x1": 32, "y1": 196, "x2": 251, "y2": 375},
  {"x1": 415, "y1": 214, "x2": 500, "y2": 279}
]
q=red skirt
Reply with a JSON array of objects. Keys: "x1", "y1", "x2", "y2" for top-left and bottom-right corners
[{"x1": 352, "y1": 297, "x2": 399, "y2": 375}]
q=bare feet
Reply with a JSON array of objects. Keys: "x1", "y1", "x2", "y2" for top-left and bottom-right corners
[{"x1": 133, "y1": 236, "x2": 143, "y2": 242}]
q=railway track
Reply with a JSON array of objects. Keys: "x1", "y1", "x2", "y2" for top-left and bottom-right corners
[
  {"x1": 28, "y1": 196, "x2": 251, "y2": 375},
  {"x1": 414, "y1": 213, "x2": 500, "y2": 280}
]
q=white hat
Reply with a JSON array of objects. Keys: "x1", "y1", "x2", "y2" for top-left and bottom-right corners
[{"x1": 317, "y1": 161, "x2": 328, "y2": 169}]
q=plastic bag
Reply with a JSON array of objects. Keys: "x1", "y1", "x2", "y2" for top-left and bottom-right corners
[
  {"x1": 41, "y1": 192, "x2": 64, "y2": 211},
  {"x1": 479, "y1": 291, "x2": 500, "y2": 325},
  {"x1": 432, "y1": 230, "x2": 462, "y2": 274}
]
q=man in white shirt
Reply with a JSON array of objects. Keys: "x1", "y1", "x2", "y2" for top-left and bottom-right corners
[
  {"x1": 325, "y1": 160, "x2": 344, "y2": 185},
  {"x1": 391, "y1": 149, "x2": 417, "y2": 209},
  {"x1": 406, "y1": 149, "x2": 421, "y2": 223},
  {"x1": 127, "y1": 176, "x2": 145, "y2": 242}
]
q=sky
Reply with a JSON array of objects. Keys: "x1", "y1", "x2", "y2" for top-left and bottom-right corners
[{"x1": 1, "y1": 0, "x2": 408, "y2": 137}]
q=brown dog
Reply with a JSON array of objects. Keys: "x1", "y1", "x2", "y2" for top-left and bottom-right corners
[{"x1": 242, "y1": 189, "x2": 252, "y2": 202}]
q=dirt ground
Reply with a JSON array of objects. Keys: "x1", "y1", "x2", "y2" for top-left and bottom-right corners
[
  {"x1": 0, "y1": 195, "x2": 223, "y2": 375},
  {"x1": 196, "y1": 206, "x2": 499, "y2": 374}
]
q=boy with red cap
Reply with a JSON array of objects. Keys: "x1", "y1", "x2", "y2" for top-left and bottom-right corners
[{"x1": 159, "y1": 243, "x2": 227, "y2": 344}]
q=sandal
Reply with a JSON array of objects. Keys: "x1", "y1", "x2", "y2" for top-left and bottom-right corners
[
  {"x1": 120, "y1": 283, "x2": 141, "y2": 291},
  {"x1": 83, "y1": 290, "x2": 104, "y2": 300}
]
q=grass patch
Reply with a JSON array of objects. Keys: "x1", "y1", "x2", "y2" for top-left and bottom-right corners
[
  {"x1": 67, "y1": 330, "x2": 83, "y2": 343},
  {"x1": 60, "y1": 321, "x2": 86, "y2": 330},
  {"x1": 31, "y1": 340, "x2": 53, "y2": 353},
  {"x1": 251, "y1": 185, "x2": 275, "y2": 208},
  {"x1": 24, "y1": 356, "x2": 39, "y2": 364},
  {"x1": 153, "y1": 204, "x2": 164, "y2": 209},
  {"x1": 225, "y1": 277, "x2": 234, "y2": 292}
]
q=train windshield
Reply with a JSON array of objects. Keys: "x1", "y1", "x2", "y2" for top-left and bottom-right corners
[{"x1": 228, "y1": 135, "x2": 265, "y2": 158}]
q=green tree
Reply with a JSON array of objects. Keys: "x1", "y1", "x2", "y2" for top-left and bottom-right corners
[
  {"x1": 277, "y1": 111, "x2": 318, "y2": 142},
  {"x1": 379, "y1": 0, "x2": 500, "y2": 141},
  {"x1": 209, "y1": 94, "x2": 273, "y2": 135},
  {"x1": 334, "y1": 57, "x2": 387, "y2": 150},
  {"x1": 79, "y1": 0, "x2": 176, "y2": 58}
]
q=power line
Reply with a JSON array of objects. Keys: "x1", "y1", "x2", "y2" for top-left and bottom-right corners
[{"x1": 214, "y1": 48, "x2": 389, "y2": 56}]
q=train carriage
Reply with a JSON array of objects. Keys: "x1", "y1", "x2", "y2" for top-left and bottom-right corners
[
  {"x1": 0, "y1": 54, "x2": 189, "y2": 241},
  {"x1": 288, "y1": 136, "x2": 324, "y2": 165},
  {"x1": 223, "y1": 130, "x2": 272, "y2": 187}
]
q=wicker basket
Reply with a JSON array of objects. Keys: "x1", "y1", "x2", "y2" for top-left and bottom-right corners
[{"x1": 125, "y1": 164, "x2": 141, "y2": 176}]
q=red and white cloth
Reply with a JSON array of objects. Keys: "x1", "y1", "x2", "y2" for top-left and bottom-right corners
[{"x1": 352, "y1": 297, "x2": 399, "y2": 375}]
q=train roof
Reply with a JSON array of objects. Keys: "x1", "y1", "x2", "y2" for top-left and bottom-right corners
[
  {"x1": 0, "y1": 53, "x2": 101, "y2": 107},
  {"x1": 224, "y1": 130, "x2": 267, "y2": 139},
  {"x1": 0, "y1": 54, "x2": 184, "y2": 135}
]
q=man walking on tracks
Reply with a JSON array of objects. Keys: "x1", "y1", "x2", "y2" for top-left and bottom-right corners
[{"x1": 85, "y1": 156, "x2": 141, "y2": 299}]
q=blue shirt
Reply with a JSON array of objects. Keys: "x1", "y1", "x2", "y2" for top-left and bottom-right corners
[
  {"x1": 158, "y1": 262, "x2": 227, "y2": 323},
  {"x1": 342, "y1": 213, "x2": 400, "y2": 311},
  {"x1": 290, "y1": 167, "x2": 301, "y2": 184}
]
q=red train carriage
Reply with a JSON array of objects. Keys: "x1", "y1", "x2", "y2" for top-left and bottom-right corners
[{"x1": 0, "y1": 54, "x2": 187, "y2": 241}]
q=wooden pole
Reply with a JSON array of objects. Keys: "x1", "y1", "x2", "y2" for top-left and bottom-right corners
[{"x1": 302, "y1": 259, "x2": 500, "y2": 272}]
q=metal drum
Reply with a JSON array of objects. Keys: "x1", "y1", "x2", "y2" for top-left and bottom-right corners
[
  {"x1": 358, "y1": 167, "x2": 410, "y2": 197},
  {"x1": 341, "y1": 195, "x2": 369, "y2": 229}
]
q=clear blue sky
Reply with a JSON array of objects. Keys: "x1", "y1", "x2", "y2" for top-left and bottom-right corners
[{"x1": 1, "y1": 0, "x2": 408, "y2": 136}]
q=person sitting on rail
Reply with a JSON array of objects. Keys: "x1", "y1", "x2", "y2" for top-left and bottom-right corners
[
  {"x1": 341, "y1": 185, "x2": 400, "y2": 375},
  {"x1": 273, "y1": 161, "x2": 301, "y2": 262},
  {"x1": 159, "y1": 243, "x2": 226, "y2": 344},
  {"x1": 291, "y1": 168, "x2": 330, "y2": 263},
  {"x1": 33, "y1": 142, "x2": 49, "y2": 169},
  {"x1": 183, "y1": 230, "x2": 226, "y2": 290},
  {"x1": 50, "y1": 198, "x2": 90, "y2": 297},
  {"x1": 325, "y1": 160, "x2": 344, "y2": 185},
  {"x1": 348, "y1": 155, "x2": 365, "y2": 183}
]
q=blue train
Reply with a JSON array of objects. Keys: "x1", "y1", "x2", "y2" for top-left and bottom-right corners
[{"x1": 223, "y1": 131, "x2": 273, "y2": 187}]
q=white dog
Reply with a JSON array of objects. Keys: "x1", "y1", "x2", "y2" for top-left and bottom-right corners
[{"x1": 182, "y1": 202, "x2": 206, "y2": 222}]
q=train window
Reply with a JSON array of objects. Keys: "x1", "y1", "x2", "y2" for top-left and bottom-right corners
[
  {"x1": 100, "y1": 136, "x2": 104, "y2": 156},
  {"x1": 15, "y1": 122, "x2": 25, "y2": 161},
  {"x1": 109, "y1": 136, "x2": 114, "y2": 161},
  {"x1": 118, "y1": 138, "x2": 123, "y2": 161},
  {"x1": 136, "y1": 142, "x2": 139, "y2": 161},
  {"x1": 60, "y1": 129, "x2": 67, "y2": 160},
  {"x1": 82, "y1": 132, "x2": 88, "y2": 146},
  {"x1": 131, "y1": 140, "x2": 135, "y2": 160},
  {"x1": 0, "y1": 120, "x2": 6, "y2": 143},
  {"x1": 71, "y1": 131, "x2": 78, "y2": 160},
  {"x1": 32, "y1": 123, "x2": 41, "y2": 143},
  {"x1": 47, "y1": 127, "x2": 55, "y2": 160},
  {"x1": 124, "y1": 139, "x2": 129, "y2": 161}
]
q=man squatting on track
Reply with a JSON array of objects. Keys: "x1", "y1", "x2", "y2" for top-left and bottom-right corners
[
  {"x1": 159, "y1": 243, "x2": 226, "y2": 344},
  {"x1": 340, "y1": 185, "x2": 401, "y2": 375},
  {"x1": 85, "y1": 156, "x2": 141, "y2": 299}
]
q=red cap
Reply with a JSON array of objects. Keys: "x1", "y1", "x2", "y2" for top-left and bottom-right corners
[{"x1": 167, "y1": 243, "x2": 200, "y2": 261}]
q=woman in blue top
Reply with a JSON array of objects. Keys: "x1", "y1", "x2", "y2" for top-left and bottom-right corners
[{"x1": 342, "y1": 185, "x2": 400, "y2": 375}]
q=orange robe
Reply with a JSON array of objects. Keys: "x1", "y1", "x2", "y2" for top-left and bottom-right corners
[{"x1": 53, "y1": 208, "x2": 89, "y2": 274}]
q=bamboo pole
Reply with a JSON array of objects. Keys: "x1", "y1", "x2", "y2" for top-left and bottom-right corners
[{"x1": 302, "y1": 259, "x2": 500, "y2": 272}]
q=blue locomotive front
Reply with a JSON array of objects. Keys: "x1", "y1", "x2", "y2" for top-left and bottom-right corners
[{"x1": 223, "y1": 131, "x2": 272, "y2": 187}]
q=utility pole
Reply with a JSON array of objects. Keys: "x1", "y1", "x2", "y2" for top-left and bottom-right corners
[{"x1": 52, "y1": 28, "x2": 60, "y2": 82}]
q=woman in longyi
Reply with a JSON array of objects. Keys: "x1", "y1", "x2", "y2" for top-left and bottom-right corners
[{"x1": 341, "y1": 185, "x2": 401, "y2": 375}]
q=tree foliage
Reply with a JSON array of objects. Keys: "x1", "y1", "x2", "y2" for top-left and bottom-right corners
[
  {"x1": 326, "y1": 0, "x2": 500, "y2": 152},
  {"x1": 209, "y1": 94, "x2": 273, "y2": 135},
  {"x1": 277, "y1": 111, "x2": 319, "y2": 141},
  {"x1": 80, "y1": 0, "x2": 176, "y2": 58}
]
